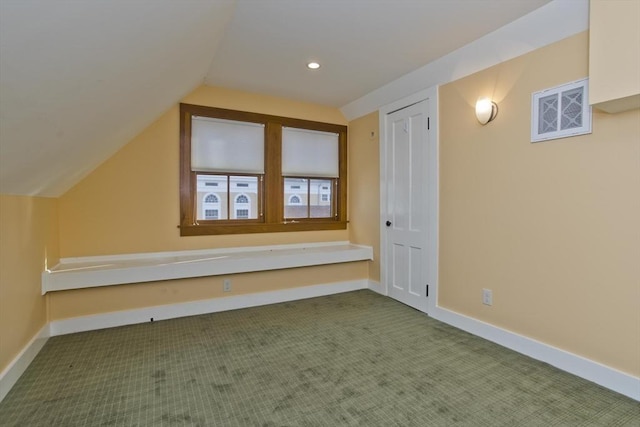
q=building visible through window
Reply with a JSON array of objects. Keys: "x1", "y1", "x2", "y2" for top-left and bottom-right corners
[
  {"x1": 204, "y1": 209, "x2": 218, "y2": 220},
  {"x1": 234, "y1": 194, "x2": 250, "y2": 219},
  {"x1": 283, "y1": 178, "x2": 332, "y2": 219},
  {"x1": 196, "y1": 176, "x2": 258, "y2": 221}
]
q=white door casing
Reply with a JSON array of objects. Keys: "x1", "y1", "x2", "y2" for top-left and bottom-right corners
[{"x1": 379, "y1": 87, "x2": 438, "y2": 314}]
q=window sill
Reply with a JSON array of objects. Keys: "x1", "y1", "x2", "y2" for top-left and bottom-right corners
[
  {"x1": 179, "y1": 220, "x2": 347, "y2": 236},
  {"x1": 41, "y1": 241, "x2": 372, "y2": 294}
]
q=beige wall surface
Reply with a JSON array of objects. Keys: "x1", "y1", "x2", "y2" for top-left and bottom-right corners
[
  {"x1": 347, "y1": 111, "x2": 380, "y2": 282},
  {"x1": 438, "y1": 32, "x2": 640, "y2": 376},
  {"x1": 184, "y1": 86, "x2": 348, "y2": 125},
  {"x1": 58, "y1": 85, "x2": 349, "y2": 258},
  {"x1": 589, "y1": 0, "x2": 640, "y2": 109},
  {"x1": 0, "y1": 195, "x2": 59, "y2": 372},
  {"x1": 48, "y1": 262, "x2": 368, "y2": 321}
]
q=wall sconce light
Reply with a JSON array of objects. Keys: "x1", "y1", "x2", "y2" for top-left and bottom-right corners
[{"x1": 475, "y1": 98, "x2": 498, "y2": 125}]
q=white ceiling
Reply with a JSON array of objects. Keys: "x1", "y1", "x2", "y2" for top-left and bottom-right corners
[
  {"x1": 206, "y1": 0, "x2": 551, "y2": 107},
  {"x1": 0, "y1": 0, "x2": 551, "y2": 197}
]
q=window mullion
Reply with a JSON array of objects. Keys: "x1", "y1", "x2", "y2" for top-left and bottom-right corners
[
  {"x1": 308, "y1": 179, "x2": 311, "y2": 218},
  {"x1": 337, "y1": 130, "x2": 348, "y2": 222},
  {"x1": 226, "y1": 175, "x2": 231, "y2": 220},
  {"x1": 191, "y1": 171, "x2": 198, "y2": 225},
  {"x1": 259, "y1": 175, "x2": 264, "y2": 218},
  {"x1": 264, "y1": 122, "x2": 282, "y2": 223},
  {"x1": 334, "y1": 179, "x2": 338, "y2": 219}
]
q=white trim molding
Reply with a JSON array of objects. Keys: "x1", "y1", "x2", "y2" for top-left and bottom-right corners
[
  {"x1": 49, "y1": 279, "x2": 368, "y2": 336},
  {"x1": 431, "y1": 306, "x2": 640, "y2": 401},
  {"x1": 367, "y1": 280, "x2": 384, "y2": 296},
  {"x1": 0, "y1": 325, "x2": 50, "y2": 402},
  {"x1": 42, "y1": 242, "x2": 373, "y2": 294}
]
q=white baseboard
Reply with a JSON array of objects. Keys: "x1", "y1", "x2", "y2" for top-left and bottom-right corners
[
  {"x1": 0, "y1": 324, "x2": 50, "y2": 402},
  {"x1": 49, "y1": 279, "x2": 369, "y2": 336},
  {"x1": 367, "y1": 280, "x2": 385, "y2": 295},
  {"x1": 430, "y1": 306, "x2": 640, "y2": 401}
]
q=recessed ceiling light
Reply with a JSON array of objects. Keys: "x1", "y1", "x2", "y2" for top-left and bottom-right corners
[{"x1": 307, "y1": 61, "x2": 320, "y2": 70}]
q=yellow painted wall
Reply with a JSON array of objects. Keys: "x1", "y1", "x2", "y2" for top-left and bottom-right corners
[
  {"x1": 48, "y1": 262, "x2": 367, "y2": 320},
  {"x1": 52, "y1": 85, "x2": 370, "y2": 321},
  {"x1": 589, "y1": 0, "x2": 640, "y2": 111},
  {"x1": 0, "y1": 195, "x2": 59, "y2": 372},
  {"x1": 438, "y1": 32, "x2": 640, "y2": 376},
  {"x1": 184, "y1": 86, "x2": 348, "y2": 125},
  {"x1": 59, "y1": 85, "x2": 349, "y2": 257},
  {"x1": 348, "y1": 111, "x2": 380, "y2": 282}
]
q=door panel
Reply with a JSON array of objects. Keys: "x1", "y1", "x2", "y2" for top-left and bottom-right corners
[
  {"x1": 392, "y1": 243, "x2": 408, "y2": 292},
  {"x1": 409, "y1": 246, "x2": 423, "y2": 298},
  {"x1": 384, "y1": 100, "x2": 430, "y2": 312}
]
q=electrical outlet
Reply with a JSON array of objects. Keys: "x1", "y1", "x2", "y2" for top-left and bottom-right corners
[
  {"x1": 223, "y1": 279, "x2": 232, "y2": 292},
  {"x1": 482, "y1": 288, "x2": 493, "y2": 306}
]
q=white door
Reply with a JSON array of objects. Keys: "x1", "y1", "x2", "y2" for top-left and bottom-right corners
[{"x1": 380, "y1": 89, "x2": 437, "y2": 313}]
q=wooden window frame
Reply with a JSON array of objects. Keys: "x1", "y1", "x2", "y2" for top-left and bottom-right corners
[{"x1": 179, "y1": 103, "x2": 347, "y2": 236}]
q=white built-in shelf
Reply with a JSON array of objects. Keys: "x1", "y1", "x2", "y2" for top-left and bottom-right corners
[{"x1": 42, "y1": 241, "x2": 373, "y2": 294}]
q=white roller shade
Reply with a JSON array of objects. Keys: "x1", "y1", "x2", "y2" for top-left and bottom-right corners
[
  {"x1": 282, "y1": 127, "x2": 339, "y2": 178},
  {"x1": 191, "y1": 116, "x2": 265, "y2": 173}
]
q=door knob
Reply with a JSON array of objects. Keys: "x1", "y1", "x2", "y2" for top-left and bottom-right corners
[{"x1": 386, "y1": 221, "x2": 392, "y2": 227}]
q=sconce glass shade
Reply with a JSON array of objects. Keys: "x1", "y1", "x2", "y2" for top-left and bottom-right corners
[{"x1": 476, "y1": 98, "x2": 498, "y2": 125}]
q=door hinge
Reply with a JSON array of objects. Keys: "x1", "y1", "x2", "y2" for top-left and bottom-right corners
[
  {"x1": 427, "y1": 117, "x2": 430, "y2": 130},
  {"x1": 426, "y1": 284, "x2": 429, "y2": 297}
]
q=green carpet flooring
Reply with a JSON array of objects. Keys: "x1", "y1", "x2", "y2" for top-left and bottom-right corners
[{"x1": 0, "y1": 290, "x2": 638, "y2": 426}]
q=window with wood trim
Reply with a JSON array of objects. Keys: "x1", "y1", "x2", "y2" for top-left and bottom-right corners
[{"x1": 179, "y1": 104, "x2": 347, "y2": 236}]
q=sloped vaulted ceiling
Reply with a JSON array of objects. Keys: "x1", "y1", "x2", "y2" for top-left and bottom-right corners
[
  {"x1": 0, "y1": 0, "x2": 235, "y2": 197},
  {"x1": 0, "y1": 0, "x2": 553, "y2": 198}
]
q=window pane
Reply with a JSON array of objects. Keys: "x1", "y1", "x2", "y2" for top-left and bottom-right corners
[
  {"x1": 283, "y1": 178, "x2": 333, "y2": 219},
  {"x1": 196, "y1": 174, "x2": 227, "y2": 221},
  {"x1": 284, "y1": 178, "x2": 308, "y2": 218},
  {"x1": 230, "y1": 176, "x2": 258, "y2": 219},
  {"x1": 310, "y1": 179, "x2": 333, "y2": 218}
]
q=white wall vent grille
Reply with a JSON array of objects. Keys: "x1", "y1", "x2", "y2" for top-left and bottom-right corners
[{"x1": 531, "y1": 78, "x2": 591, "y2": 143}]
